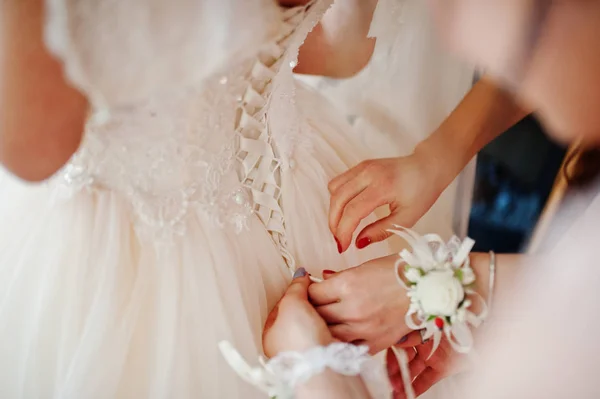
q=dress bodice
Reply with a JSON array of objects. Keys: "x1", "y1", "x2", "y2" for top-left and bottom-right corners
[{"x1": 49, "y1": 1, "x2": 333, "y2": 250}]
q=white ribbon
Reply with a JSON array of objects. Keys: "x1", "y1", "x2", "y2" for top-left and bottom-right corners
[
  {"x1": 219, "y1": 341, "x2": 291, "y2": 398},
  {"x1": 218, "y1": 342, "x2": 379, "y2": 399}
]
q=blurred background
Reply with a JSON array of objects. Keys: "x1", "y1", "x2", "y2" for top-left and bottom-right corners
[{"x1": 467, "y1": 114, "x2": 567, "y2": 253}]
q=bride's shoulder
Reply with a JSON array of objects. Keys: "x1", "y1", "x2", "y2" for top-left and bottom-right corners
[{"x1": 45, "y1": 0, "x2": 282, "y2": 107}]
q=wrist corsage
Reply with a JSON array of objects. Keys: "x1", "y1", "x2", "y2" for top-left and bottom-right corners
[{"x1": 389, "y1": 226, "x2": 487, "y2": 358}]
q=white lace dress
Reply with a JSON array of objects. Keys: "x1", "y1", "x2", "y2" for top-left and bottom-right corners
[{"x1": 0, "y1": 0, "x2": 390, "y2": 397}]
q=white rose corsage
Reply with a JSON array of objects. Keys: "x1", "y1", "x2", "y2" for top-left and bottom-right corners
[{"x1": 389, "y1": 226, "x2": 487, "y2": 358}]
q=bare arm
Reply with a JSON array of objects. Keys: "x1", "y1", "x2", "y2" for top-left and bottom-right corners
[
  {"x1": 470, "y1": 252, "x2": 526, "y2": 304},
  {"x1": 287, "y1": 0, "x2": 378, "y2": 78},
  {"x1": 328, "y1": 76, "x2": 531, "y2": 249},
  {"x1": 414, "y1": 76, "x2": 530, "y2": 189},
  {"x1": 0, "y1": 0, "x2": 88, "y2": 182}
]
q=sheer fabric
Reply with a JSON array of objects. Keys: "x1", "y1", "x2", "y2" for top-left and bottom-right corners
[{"x1": 0, "y1": 1, "x2": 393, "y2": 397}]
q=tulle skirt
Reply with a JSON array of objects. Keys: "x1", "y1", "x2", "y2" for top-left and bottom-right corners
[{"x1": 0, "y1": 83, "x2": 391, "y2": 398}]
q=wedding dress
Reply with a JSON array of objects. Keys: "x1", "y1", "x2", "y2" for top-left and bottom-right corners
[
  {"x1": 300, "y1": 0, "x2": 476, "y2": 240},
  {"x1": 0, "y1": 0, "x2": 391, "y2": 397}
]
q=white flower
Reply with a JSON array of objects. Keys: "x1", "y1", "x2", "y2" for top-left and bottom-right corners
[
  {"x1": 460, "y1": 267, "x2": 475, "y2": 285},
  {"x1": 405, "y1": 267, "x2": 421, "y2": 283},
  {"x1": 451, "y1": 306, "x2": 467, "y2": 324},
  {"x1": 414, "y1": 270, "x2": 465, "y2": 316}
]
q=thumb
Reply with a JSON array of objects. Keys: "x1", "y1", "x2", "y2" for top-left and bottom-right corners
[
  {"x1": 264, "y1": 269, "x2": 310, "y2": 332},
  {"x1": 357, "y1": 209, "x2": 421, "y2": 247},
  {"x1": 286, "y1": 268, "x2": 311, "y2": 301},
  {"x1": 356, "y1": 214, "x2": 396, "y2": 247}
]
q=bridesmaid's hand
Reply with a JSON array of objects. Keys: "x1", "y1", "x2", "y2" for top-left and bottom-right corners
[
  {"x1": 328, "y1": 152, "x2": 445, "y2": 253},
  {"x1": 308, "y1": 255, "x2": 411, "y2": 355},
  {"x1": 388, "y1": 332, "x2": 469, "y2": 399},
  {"x1": 263, "y1": 269, "x2": 334, "y2": 358}
]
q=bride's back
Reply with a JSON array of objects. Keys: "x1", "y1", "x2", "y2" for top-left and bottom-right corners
[{"x1": 6, "y1": 0, "x2": 331, "y2": 241}]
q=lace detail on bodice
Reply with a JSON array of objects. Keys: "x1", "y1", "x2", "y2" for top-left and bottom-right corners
[
  {"x1": 49, "y1": 0, "x2": 333, "y2": 249},
  {"x1": 52, "y1": 76, "x2": 252, "y2": 241}
]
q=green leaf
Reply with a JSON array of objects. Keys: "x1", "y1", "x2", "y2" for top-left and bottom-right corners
[
  {"x1": 454, "y1": 269, "x2": 464, "y2": 282},
  {"x1": 427, "y1": 315, "x2": 437, "y2": 321}
]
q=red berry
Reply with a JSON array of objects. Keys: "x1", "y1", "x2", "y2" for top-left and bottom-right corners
[{"x1": 434, "y1": 317, "x2": 444, "y2": 330}]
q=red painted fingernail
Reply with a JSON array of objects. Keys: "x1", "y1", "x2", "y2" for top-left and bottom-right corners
[
  {"x1": 356, "y1": 237, "x2": 372, "y2": 249},
  {"x1": 323, "y1": 269, "x2": 336, "y2": 276},
  {"x1": 335, "y1": 237, "x2": 342, "y2": 253}
]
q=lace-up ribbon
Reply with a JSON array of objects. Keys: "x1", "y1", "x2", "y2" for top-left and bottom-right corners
[{"x1": 234, "y1": 0, "x2": 334, "y2": 274}]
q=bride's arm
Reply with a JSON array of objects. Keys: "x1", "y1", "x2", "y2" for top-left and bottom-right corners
[
  {"x1": 283, "y1": 0, "x2": 378, "y2": 78},
  {"x1": 0, "y1": 0, "x2": 88, "y2": 181}
]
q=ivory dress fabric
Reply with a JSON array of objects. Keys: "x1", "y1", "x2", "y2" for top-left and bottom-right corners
[{"x1": 0, "y1": 1, "x2": 393, "y2": 397}]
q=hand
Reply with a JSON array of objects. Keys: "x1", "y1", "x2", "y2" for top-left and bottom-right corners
[
  {"x1": 387, "y1": 332, "x2": 469, "y2": 399},
  {"x1": 328, "y1": 152, "x2": 445, "y2": 253},
  {"x1": 308, "y1": 255, "x2": 411, "y2": 354},
  {"x1": 263, "y1": 269, "x2": 334, "y2": 358}
]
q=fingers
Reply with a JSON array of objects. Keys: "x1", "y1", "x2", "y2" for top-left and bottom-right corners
[
  {"x1": 356, "y1": 208, "x2": 420, "y2": 247},
  {"x1": 285, "y1": 271, "x2": 311, "y2": 301},
  {"x1": 322, "y1": 269, "x2": 336, "y2": 280},
  {"x1": 356, "y1": 221, "x2": 394, "y2": 247},
  {"x1": 315, "y1": 303, "x2": 347, "y2": 324},
  {"x1": 386, "y1": 348, "x2": 404, "y2": 392},
  {"x1": 328, "y1": 161, "x2": 364, "y2": 195},
  {"x1": 405, "y1": 346, "x2": 418, "y2": 363},
  {"x1": 266, "y1": 269, "x2": 311, "y2": 331},
  {"x1": 335, "y1": 189, "x2": 387, "y2": 251},
  {"x1": 412, "y1": 368, "x2": 444, "y2": 398},
  {"x1": 408, "y1": 354, "x2": 428, "y2": 382},
  {"x1": 395, "y1": 331, "x2": 423, "y2": 349},
  {"x1": 328, "y1": 177, "x2": 368, "y2": 242},
  {"x1": 363, "y1": 328, "x2": 409, "y2": 356},
  {"x1": 387, "y1": 347, "x2": 425, "y2": 397},
  {"x1": 308, "y1": 279, "x2": 340, "y2": 306},
  {"x1": 389, "y1": 336, "x2": 459, "y2": 398},
  {"x1": 386, "y1": 347, "x2": 416, "y2": 379},
  {"x1": 329, "y1": 323, "x2": 362, "y2": 342}
]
